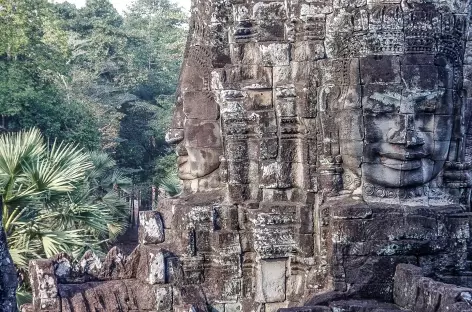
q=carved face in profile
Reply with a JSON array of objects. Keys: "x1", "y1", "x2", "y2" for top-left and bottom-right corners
[
  {"x1": 166, "y1": 99, "x2": 222, "y2": 181},
  {"x1": 336, "y1": 54, "x2": 456, "y2": 188},
  {"x1": 165, "y1": 47, "x2": 222, "y2": 183}
]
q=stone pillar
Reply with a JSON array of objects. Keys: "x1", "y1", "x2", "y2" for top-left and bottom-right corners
[{"x1": 29, "y1": 260, "x2": 59, "y2": 311}]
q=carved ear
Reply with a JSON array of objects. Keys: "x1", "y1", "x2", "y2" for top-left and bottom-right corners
[
  {"x1": 450, "y1": 89, "x2": 467, "y2": 162},
  {"x1": 318, "y1": 85, "x2": 340, "y2": 112}
]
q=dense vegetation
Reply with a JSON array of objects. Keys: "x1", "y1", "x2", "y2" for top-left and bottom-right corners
[
  {"x1": 0, "y1": 0, "x2": 187, "y2": 305},
  {"x1": 0, "y1": 0, "x2": 186, "y2": 183}
]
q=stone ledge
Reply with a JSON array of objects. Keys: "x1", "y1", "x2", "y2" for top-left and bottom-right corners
[{"x1": 394, "y1": 264, "x2": 472, "y2": 312}]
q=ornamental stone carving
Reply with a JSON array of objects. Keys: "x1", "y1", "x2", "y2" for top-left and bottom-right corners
[
  {"x1": 25, "y1": 0, "x2": 472, "y2": 311},
  {"x1": 167, "y1": 0, "x2": 472, "y2": 206}
]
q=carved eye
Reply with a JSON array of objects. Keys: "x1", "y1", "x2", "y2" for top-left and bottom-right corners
[
  {"x1": 365, "y1": 93, "x2": 400, "y2": 113},
  {"x1": 415, "y1": 113, "x2": 434, "y2": 133},
  {"x1": 365, "y1": 99, "x2": 396, "y2": 113},
  {"x1": 414, "y1": 95, "x2": 438, "y2": 113}
]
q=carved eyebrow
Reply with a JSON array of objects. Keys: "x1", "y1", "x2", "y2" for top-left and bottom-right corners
[
  {"x1": 406, "y1": 91, "x2": 442, "y2": 103},
  {"x1": 369, "y1": 92, "x2": 402, "y2": 105}
]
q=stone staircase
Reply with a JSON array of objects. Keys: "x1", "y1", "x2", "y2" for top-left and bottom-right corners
[
  {"x1": 280, "y1": 300, "x2": 406, "y2": 312},
  {"x1": 281, "y1": 264, "x2": 472, "y2": 312}
]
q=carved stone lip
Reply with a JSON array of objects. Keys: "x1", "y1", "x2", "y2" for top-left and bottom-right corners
[
  {"x1": 380, "y1": 157, "x2": 422, "y2": 170},
  {"x1": 379, "y1": 151, "x2": 428, "y2": 170},
  {"x1": 379, "y1": 151, "x2": 429, "y2": 160},
  {"x1": 177, "y1": 156, "x2": 188, "y2": 166}
]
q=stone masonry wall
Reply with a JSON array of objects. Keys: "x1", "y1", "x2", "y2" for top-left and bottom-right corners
[{"x1": 25, "y1": 0, "x2": 472, "y2": 311}]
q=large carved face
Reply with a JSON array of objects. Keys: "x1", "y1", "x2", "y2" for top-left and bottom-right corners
[
  {"x1": 166, "y1": 104, "x2": 222, "y2": 181},
  {"x1": 336, "y1": 54, "x2": 456, "y2": 188},
  {"x1": 363, "y1": 58, "x2": 455, "y2": 188},
  {"x1": 166, "y1": 47, "x2": 223, "y2": 183}
]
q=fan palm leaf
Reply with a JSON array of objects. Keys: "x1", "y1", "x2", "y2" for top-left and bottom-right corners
[
  {"x1": 0, "y1": 129, "x2": 132, "y2": 307},
  {"x1": 157, "y1": 169, "x2": 181, "y2": 196}
]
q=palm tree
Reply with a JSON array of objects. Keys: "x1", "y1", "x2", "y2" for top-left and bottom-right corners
[
  {"x1": 0, "y1": 128, "x2": 93, "y2": 310},
  {"x1": 0, "y1": 128, "x2": 94, "y2": 264},
  {"x1": 0, "y1": 129, "x2": 132, "y2": 308},
  {"x1": 74, "y1": 151, "x2": 132, "y2": 241},
  {"x1": 0, "y1": 130, "x2": 132, "y2": 267}
]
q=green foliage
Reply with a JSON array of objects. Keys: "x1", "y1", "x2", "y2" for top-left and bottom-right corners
[
  {"x1": 85, "y1": 151, "x2": 131, "y2": 240},
  {"x1": 0, "y1": 128, "x2": 94, "y2": 262},
  {"x1": 156, "y1": 170, "x2": 181, "y2": 197},
  {"x1": 0, "y1": 129, "x2": 130, "y2": 273},
  {"x1": 53, "y1": 0, "x2": 187, "y2": 184},
  {"x1": 0, "y1": 0, "x2": 188, "y2": 305},
  {"x1": 0, "y1": 0, "x2": 186, "y2": 184},
  {"x1": 154, "y1": 152, "x2": 178, "y2": 182},
  {"x1": 0, "y1": 0, "x2": 101, "y2": 149}
]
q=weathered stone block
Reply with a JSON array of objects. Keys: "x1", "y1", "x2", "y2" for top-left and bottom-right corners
[
  {"x1": 265, "y1": 301, "x2": 289, "y2": 312},
  {"x1": 297, "y1": 234, "x2": 314, "y2": 257},
  {"x1": 394, "y1": 264, "x2": 472, "y2": 312},
  {"x1": 99, "y1": 247, "x2": 134, "y2": 280},
  {"x1": 393, "y1": 264, "x2": 424, "y2": 309},
  {"x1": 184, "y1": 119, "x2": 222, "y2": 148},
  {"x1": 260, "y1": 43, "x2": 290, "y2": 66},
  {"x1": 331, "y1": 219, "x2": 366, "y2": 243},
  {"x1": 173, "y1": 285, "x2": 209, "y2": 312},
  {"x1": 292, "y1": 41, "x2": 325, "y2": 62},
  {"x1": 286, "y1": 274, "x2": 305, "y2": 302},
  {"x1": 155, "y1": 285, "x2": 173, "y2": 311},
  {"x1": 209, "y1": 303, "x2": 225, "y2": 312},
  {"x1": 247, "y1": 89, "x2": 273, "y2": 110},
  {"x1": 29, "y1": 259, "x2": 60, "y2": 311},
  {"x1": 360, "y1": 56, "x2": 401, "y2": 85},
  {"x1": 225, "y1": 302, "x2": 242, "y2": 312},
  {"x1": 136, "y1": 246, "x2": 166, "y2": 285},
  {"x1": 182, "y1": 91, "x2": 219, "y2": 120},
  {"x1": 139, "y1": 211, "x2": 165, "y2": 245},
  {"x1": 256, "y1": 259, "x2": 287, "y2": 303}
]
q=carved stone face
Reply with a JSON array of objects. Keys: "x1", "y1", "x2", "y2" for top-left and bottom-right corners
[
  {"x1": 165, "y1": 49, "x2": 223, "y2": 183},
  {"x1": 166, "y1": 102, "x2": 222, "y2": 181},
  {"x1": 335, "y1": 54, "x2": 456, "y2": 188}
]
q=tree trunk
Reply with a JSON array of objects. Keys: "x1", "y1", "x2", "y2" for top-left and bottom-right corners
[{"x1": 0, "y1": 197, "x2": 17, "y2": 311}]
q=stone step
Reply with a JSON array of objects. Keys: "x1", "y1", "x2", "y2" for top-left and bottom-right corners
[
  {"x1": 278, "y1": 306, "x2": 330, "y2": 312},
  {"x1": 438, "y1": 273, "x2": 472, "y2": 288},
  {"x1": 278, "y1": 300, "x2": 409, "y2": 312}
]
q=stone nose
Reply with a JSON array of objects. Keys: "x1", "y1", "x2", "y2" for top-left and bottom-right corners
[
  {"x1": 387, "y1": 114, "x2": 424, "y2": 147},
  {"x1": 165, "y1": 129, "x2": 184, "y2": 145}
]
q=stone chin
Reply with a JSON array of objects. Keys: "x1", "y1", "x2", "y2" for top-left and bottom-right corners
[
  {"x1": 177, "y1": 148, "x2": 222, "y2": 181},
  {"x1": 177, "y1": 160, "x2": 219, "y2": 180}
]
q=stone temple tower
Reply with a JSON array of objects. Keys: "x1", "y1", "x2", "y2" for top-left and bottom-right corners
[{"x1": 24, "y1": 0, "x2": 472, "y2": 311}]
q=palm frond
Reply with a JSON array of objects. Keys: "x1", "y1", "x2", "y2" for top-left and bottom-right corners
[
  {"x1": 9, "y1": 248, "x2": 28, "y2": 268},
  {"x1": 0, "y1": 128, "x2": 45, "y2": 178},
  {"x1": 87, "y1": 151, "x2": 116, "y2": 179},
  {"x1": 0, "y1": 130, "x2": 131, "y2": 282},
  {"x1": 16, "y1": 288, "x2": 33, "y2": 307},
  {"x1": 39, "y1": 229, "x2": 89, "y2": 258},
  {"x1": 157, "y1": 170, "x2": 181, "y2": 196}
]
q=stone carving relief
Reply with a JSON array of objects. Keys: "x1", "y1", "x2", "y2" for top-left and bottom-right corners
[
  {"x1": 26, "y1": 0, "x2": 472, "y2": 311},
  {"x1": 162, "y1": 0, "x2": 472, "y2": 308},
  {"x1": 167, "y1": 0, "x2": 472, "y2": 207}
]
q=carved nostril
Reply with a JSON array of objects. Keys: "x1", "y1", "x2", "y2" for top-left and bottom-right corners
[
  {"x1": 175, "y1": 143, "x2": 188, "y2": 156},
  {"x1": 387, "y1": 127, "x2": 406, "y2": 144},
  {"x1": 165, "y1": 129, "x2": 184, "y2": 144},
  {"x1": 406, "y1": 130, "x2": 425, "y2": 147}
]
